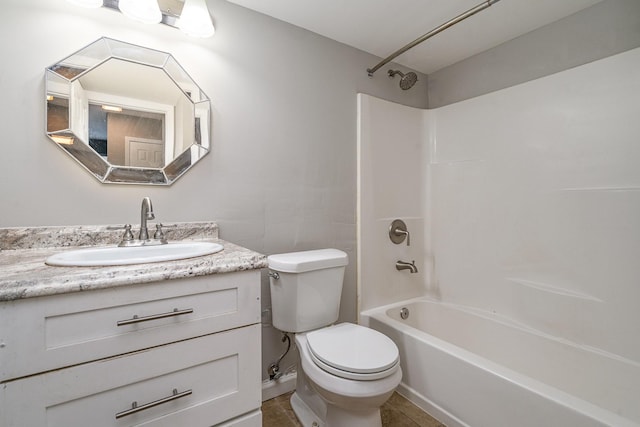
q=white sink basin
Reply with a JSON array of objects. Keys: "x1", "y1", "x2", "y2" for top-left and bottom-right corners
[{"x1": 45, "y1": 241, "x2": 224, "y2": 267}]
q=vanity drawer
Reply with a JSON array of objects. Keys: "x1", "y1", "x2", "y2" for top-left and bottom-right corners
[
  {"x1": 0, "y1": 270, "x2": 260, "y2": 382},
  {"x1": 0, "y1": 324, "x2": 262, "y2": 427}
]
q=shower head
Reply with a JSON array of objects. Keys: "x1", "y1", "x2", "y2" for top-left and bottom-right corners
[{"x1": 388, "y1": 69, "x2": 418, "y2": 90}]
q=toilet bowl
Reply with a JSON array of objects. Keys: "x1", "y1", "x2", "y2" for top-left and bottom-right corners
[
  {"x1": 292, "y1": 323, "x2": 402, "y2": 427},
  {"x1": 267, "y1": 249, "x2": 402, "y2": 426}
]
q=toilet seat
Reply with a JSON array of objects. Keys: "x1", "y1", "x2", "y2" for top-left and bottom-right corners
[{"x1": 306, "y1": 323, "x2": 399, "y2": 381}]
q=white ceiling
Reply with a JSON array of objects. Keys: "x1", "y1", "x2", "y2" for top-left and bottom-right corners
[{"x1": 225, "y1": 0, "x2": 603, "y2": 75}]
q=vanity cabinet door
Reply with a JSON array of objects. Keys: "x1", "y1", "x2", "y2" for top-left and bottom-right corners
[
  {"x1": 0, "y1": 324, "x2": 261, "y2": 427},
  {"x1": 1, "y1": 270, "x2": 260, "y2": 382}
]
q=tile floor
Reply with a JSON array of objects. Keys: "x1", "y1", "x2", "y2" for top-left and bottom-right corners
[{"x1": 262, "y1": 391, "x2": 445, "y2": 426}]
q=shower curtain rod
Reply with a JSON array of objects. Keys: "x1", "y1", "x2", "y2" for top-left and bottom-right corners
[{"x1": 366, "y1": 0, "x2": 501, "y2": 77}]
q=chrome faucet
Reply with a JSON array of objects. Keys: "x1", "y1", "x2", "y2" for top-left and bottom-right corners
[
  {"x1": 396, "y1": 260, "x2": 418, "y2": 273},
  {"x1": 139, "y1": 197, "x2": 155, "y2": 241}
]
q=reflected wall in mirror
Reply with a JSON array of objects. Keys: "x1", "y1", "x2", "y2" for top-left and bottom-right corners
[{"x1": 46, "y1": 37, "x2": 211, "y2": 185}]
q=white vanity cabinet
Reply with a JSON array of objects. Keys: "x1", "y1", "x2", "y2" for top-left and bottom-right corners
[{"x1": 0, "y1": 270, "x2": 262, "y2": 427}]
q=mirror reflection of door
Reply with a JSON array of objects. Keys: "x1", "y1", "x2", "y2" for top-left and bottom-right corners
[
  {"x1": 105, "y1": 111, "x2": 164, "y2": 167},
  {"x1": 125, "y1": 137, "x2": 164, "y2": 168}
]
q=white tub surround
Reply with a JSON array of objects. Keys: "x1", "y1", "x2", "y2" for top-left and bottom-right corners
[
  {"x1": 0, "y1": 223, "x2": 267, "y2": 426},
  {"x1": 358, "y1": 47, "x2": 640, "y2": 427}
]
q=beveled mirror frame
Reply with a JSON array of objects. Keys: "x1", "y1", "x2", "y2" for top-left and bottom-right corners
[{"x1": 45, "y1": 37, "x2": 211, "y2": 185}]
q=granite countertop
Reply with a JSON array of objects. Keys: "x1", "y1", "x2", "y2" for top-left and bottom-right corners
[{"x1": 0, "y1": 223, "x2": 268, "y2": 302}]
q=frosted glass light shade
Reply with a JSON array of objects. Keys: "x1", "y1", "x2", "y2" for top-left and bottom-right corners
[
  {"x1": 118, "y1": 0, "x2": 162, "y2": 24},
  {"x1": 67, "y1": 0, "x2": 103, "y2": 7},
  {"x1": 178, "y1": 0, "x2": 215, "y2": 38}
]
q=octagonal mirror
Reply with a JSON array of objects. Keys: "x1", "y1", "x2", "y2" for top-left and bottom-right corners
[{"x1": 46, "y1": 37, "x2": 211, "y2": 185}]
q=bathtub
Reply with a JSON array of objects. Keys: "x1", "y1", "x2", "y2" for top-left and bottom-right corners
[{"x1": 361, "y1": 297, "x2": 640, "y2": 427}]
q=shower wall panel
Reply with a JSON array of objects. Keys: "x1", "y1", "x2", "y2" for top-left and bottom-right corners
[
  {"x1": 357, "y1": 94, "x2": 430, "y2": 313},
  {"x1": 430, "y1": 47, "x2": 640, "y2": 362}
]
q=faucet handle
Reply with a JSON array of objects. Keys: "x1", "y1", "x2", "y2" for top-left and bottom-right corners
[
  {"x1": 122, "y1": 224, "x2": 134, "y2": 241},
  {"x1": 389, "y1": 219, "x2": 410, "y2": 246},
  {"x1": 153, "y1": 223, "x2": 169, "y2": 244},
  {"x1": 108, "y1": 224, "x2": 134, "y2": 245},
  {"x1": 394, "y1": 227, "x2": 410, "y2": 246},
  {"x1": 153, "y1": 223, "x2": 165, "y2": 240},
  {"x1": 154, "y1": 223, "x2": 177, "y2": 237}
]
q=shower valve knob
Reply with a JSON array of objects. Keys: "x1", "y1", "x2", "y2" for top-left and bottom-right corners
[{"x1": 389, "y1": 219, "x2": 410, "y2": 246}]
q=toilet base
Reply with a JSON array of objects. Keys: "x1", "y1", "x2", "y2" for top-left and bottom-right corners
[
  {"x1": 291, "y1": 391, "x2": 325, "y2": 427},
  {"x1": 325, "y1": 404, "x2": 382, "y2": 427},
  {"x1": 290, "y1": 390, "x2": 382, "y2": 427}
]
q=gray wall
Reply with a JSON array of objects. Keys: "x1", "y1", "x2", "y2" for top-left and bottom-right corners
[
  {"x1": 0, "y1": 0, "x2": 426, "y2": 382},
  {"x1": 428, "y1": 0, "x2": 640, "y2": 107}
]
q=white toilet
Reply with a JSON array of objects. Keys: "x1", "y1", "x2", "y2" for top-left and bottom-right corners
[{"x1": 268, "y1": 249, "x2": 402, "y2": 427}]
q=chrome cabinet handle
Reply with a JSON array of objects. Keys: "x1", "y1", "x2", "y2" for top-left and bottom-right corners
[
  {"x1": 117, "y1": 308, "x2": 194, "y2": 326},
  {"x1": 115, "y1": 388, "x2": 192, "y2": 419}
]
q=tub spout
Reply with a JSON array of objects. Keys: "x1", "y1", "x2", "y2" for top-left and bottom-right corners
[{"x1": 396, "y1": 260, "x2": 418, "y2": 273}]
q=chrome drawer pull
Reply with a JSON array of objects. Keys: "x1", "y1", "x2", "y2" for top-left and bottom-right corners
[
  {"x1": 115, "y1": 388, "x2": 192, "y2": 419},
  {"x1": 117, "y1": 308, "x2": 194, "y2": 326}
]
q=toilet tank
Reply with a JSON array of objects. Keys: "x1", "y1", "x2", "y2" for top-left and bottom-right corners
[{"x1": 268, "y1": 249, "x2": 348, "y2": 333}]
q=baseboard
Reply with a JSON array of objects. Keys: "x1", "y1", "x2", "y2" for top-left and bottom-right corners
[{"x1": 262, "y1": 371, "x2": 297, "y2": 402}]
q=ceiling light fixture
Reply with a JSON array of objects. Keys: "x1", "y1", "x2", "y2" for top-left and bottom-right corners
[
  {"x1": 67, "y1": 0, "x2": 216, "y2": 38},
  {"x1": 178, "y1": 0, "x2": 215, "y2": 38},
  {"x1": 66, "y1": 0, "x2": 103, "y2": 8},
  {"x1": 118, "y1": 0, "x2": 162, "y2": 24}
]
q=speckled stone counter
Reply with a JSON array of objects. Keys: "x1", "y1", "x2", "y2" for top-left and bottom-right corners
[{"x1": 0, "y1": 223, "x2": 267, "y2": 302}]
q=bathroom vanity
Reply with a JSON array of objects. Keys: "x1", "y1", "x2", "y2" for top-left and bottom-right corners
[{"x1": 0, "y1": 223, "x2": 267, "y2": 427}]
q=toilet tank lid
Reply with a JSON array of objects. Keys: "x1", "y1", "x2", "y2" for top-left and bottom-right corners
[{"x1": 268, "y1": 249, "x2": 348, "y2": 273}]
